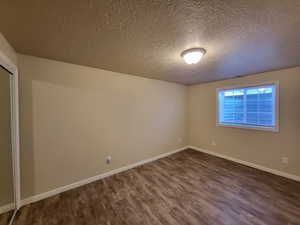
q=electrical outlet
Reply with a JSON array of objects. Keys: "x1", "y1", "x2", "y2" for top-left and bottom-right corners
[
  {"x1": 281, "y1": 157, "x2": 289, "y2": 164},
  {"x1": 211, "y1": 141, "x2": 217, "y2": 146},
  {"x1": 106, "y1": 156, "x2": 112, "y2": 164}
]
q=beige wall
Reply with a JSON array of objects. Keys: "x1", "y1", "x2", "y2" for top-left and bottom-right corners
[
  {"x1": 18, "y1": 54, "x2": 187, "y2": 199},
  {"x1": 0, "y1": 33, "x2": 17, "y2": 71},
  {"x1": 188, "y1": 67, "x2": 300, "y2": 177},
  {"x1": 0, "y1": 67, "x2": 14, "y2": 207},
  {"x1": 17, "y1": 51, "x2": 300, "y2": 201}
]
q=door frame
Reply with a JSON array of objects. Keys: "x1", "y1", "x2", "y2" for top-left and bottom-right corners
[{"x1": 0, "y1": 50, "x2": 21, "y2": 212}]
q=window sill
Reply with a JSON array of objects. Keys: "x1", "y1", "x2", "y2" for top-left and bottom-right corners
[{"x1": 216, "y1": 123, "x2": 279, "y2": 132}]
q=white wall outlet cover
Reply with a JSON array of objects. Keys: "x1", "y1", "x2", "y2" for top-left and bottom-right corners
[
  {"x1": 281, "y1": 157, "x2": 289, "y2": 164},
  {"x1": 211, "y1": 141, "x2": 217, "y2": 146}
]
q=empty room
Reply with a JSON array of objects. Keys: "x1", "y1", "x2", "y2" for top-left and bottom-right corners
[{"x1": 0, "y1": 1, "x2": 300, "y2": 225}]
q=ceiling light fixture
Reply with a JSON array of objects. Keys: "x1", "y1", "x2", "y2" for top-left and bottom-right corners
[{"x1": 181, "y1": 48, "x2": 206, "y2": 64}]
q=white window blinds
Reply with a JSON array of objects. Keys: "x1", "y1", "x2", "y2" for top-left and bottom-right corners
[{"x1": 218, "y1": 84, "x2": 277, "y2": 129}]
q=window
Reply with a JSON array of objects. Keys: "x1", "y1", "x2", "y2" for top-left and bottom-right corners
[{"x1": 217, "y1": 82, "x2": 279, "y2": 131}]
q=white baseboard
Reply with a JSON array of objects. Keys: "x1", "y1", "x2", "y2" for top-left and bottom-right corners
[
  {"x1": 189, "y1": 146, "x2": 300, "y2": 182},
  {"x1": 0, "y1": 203, "x2": 14, "y2": 215},
  {"x1": 21, "y1": 146, "x2": 188, "y2": 207}
]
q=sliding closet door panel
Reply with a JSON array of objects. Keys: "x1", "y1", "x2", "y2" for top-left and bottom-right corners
[{"x1": 0, "y1": 67, "x2": 14, "y2": 221}]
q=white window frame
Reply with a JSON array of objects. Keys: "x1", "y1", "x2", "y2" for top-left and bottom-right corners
[{"x1": 216, "y1": 81, "x2": 279, "y2": 132}]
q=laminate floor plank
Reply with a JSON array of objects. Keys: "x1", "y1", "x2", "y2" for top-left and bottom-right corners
[
  {"x1": 13, "y1": 149, "x2": 300, "y2": 225},
  {"x1": 0, "y1": 210, "x2": 13, "y2": 225}
]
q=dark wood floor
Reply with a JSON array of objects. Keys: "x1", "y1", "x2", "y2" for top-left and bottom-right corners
[
  {"x1": 13, "y1": 149, "x2": 300, "y2": 225},
  {"x1": 0, "y1": 210, "x2": 13, "y2": 225}
]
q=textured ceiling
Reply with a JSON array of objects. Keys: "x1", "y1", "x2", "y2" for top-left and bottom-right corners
[{"x1": 1, "y1": 0, "x2": 300, "y2": 84}]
